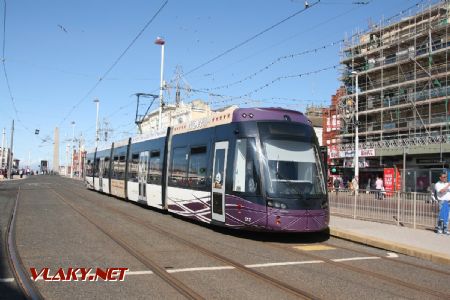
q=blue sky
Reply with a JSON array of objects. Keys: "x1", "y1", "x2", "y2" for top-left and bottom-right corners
[{"x1": 0, "y1": 0, "x2": 438, "y2": 169}]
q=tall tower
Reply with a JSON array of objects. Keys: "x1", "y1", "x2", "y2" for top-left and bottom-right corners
[{"x1": 53, "y1": 127, "x2": 60, "y2": 173}]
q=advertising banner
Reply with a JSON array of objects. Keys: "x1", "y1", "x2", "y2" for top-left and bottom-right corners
[{"x1": 384, "y1": 168, "x2": 395, "y2": 196}]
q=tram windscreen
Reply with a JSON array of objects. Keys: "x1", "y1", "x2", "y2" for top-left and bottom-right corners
[{"x1": 258, "y1": 123, "x2": 326, "y2": 201}]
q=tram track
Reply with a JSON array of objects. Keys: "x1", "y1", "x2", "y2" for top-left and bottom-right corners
[
  {"x1": 266, "y1": 241, "x2": 450, "y2": 299},
  {"x1": 5, "y1": 186, "x2": 43, "y2": 300},
  {"x1": 53, "y1": 178, "x2": 450, "y2": 298},
  {"x1": 54, "y1": 184, "x2": 320, "y2": 300},
  {"x1": 322, "y1": 241, "x2": 450, "y2": 277},
  {"x1": 50, "y1": 189, "x2": 204, "y2": 300}
]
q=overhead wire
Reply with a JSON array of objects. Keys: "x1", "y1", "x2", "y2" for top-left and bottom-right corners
[
  {"x1": 183, "y1": 0, "x2": 322, "y2": 78},
  {"x1": 202, "y1": 39, "x2": 343, "y2": 91},
  {"x1": 58, "y1": 0, "x2": 168, "y2": 127}
]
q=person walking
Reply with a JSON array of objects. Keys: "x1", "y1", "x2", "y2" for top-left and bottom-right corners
[
  {"x1": 434, "y1": 171, "x2": 450, "y2": 234},
  {"x1": 375, "y1": 176, "x2": 384, "y2": 200},
  {"x1": 352, "y1": 176, "x2": 359, "y2": 196},
  {"x1": 333, "y1": 177, "x2": 340, "y2": 194}
]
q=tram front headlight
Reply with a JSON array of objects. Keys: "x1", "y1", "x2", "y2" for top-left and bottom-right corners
[
  {"x1": 280, "y1": 203, "x2": 287, "y2": 209},
  {"x1": 267, "y1": 200, "x2": 273, "y2": 207},
  {"x1": 274, "y1": 202, "x2": 281, "y2": 208}
]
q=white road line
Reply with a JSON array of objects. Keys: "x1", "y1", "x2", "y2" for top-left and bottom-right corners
[
  {"x1": 332, "y1": 257, "x2": 380, "y2": 262},
  {"x1": 245, "y1": 260, "x2": 323, "y2": 268},
  {"x1": 167, "y1": 266, "x2": 235, "y2": 273},
  {"x1": 126, "y1": 271, "x2": 154, "y2": 276},
  {"x1": 0, "y1": 278, "x2": 15, "y2": 283},
  {"x1": 28, "y1": 255, "x2": 396, "y2": 281},
  {"x1": 386, "y1": 252, "x2": 399, "y2": 258}
]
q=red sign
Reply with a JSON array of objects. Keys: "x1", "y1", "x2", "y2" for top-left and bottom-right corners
[{"x1": 384, "y1": 168, "x2": 395, "y2": 196}]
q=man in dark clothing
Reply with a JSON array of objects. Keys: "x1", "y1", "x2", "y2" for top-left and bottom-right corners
[{"x1": 333, "y1": 177, "x2": 340, "y2": 194}]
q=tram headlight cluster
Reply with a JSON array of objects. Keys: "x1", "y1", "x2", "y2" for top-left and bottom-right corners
[{"x1": 267, "y1": 201, "x2": 287, "y2": 209}]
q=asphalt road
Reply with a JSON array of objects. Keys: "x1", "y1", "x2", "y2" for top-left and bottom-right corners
[{"x1": 1, "y1": 175, "x2": 449, "y2": 299}]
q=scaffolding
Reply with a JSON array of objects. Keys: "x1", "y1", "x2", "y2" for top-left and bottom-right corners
[{"x1": 339, "y1": 0, "x2": 450, "y2": 151}]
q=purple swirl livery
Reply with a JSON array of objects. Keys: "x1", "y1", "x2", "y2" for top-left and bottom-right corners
[{"x1": 86, "y1": 107, "x2": 329, "y2": 234}]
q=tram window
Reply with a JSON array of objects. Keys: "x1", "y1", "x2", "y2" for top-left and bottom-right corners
[
  {"x1": 149, "y1": 151, "x2": 161, "y2": 185},
  {"x1": 111, "y1": 156, "x2": 119, "y2": 179},
  {"x1": 233, "y1": 138, "x2": 259, "y2": 194},
  {"x1": 170, "y1": 147, "x2": 188, "y2": 187},
  {"x1": 188, "y1": 146, "x2": 207, "y2": 189},
  {"x1": 113, "y1": 155, "x2": 126, "y2": 180},
  {"x1": 128, "y1": 153, "x2": 139, "y2": 182},
  {"x1": 104, "y1": 157, "x2": 110, "y2": 178},
  {"x1": 118, "y1": 155, "x2": 126, "y2": 180},
  {"x1": 94, "y1": 158, "x2": 100, "y2": 177},
  {"x1": 86, "y1": 160, "x2": 93, "y2": 176}
]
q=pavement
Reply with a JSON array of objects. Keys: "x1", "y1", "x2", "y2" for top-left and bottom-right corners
[{"x1": 330, "y1": 215, "x2": 450, "y2": 266}]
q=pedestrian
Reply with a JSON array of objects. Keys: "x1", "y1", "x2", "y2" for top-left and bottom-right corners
[
  {"x1": 366, "y1": 177, "x2": 371, "y2": 194},
  {"x1": 375, "y1": 176, "x2": 384, "y2": 200},
  {"x1": 352, "y1": 176, "x2": 359, "y2": 195},
  {"x1": 434, "y1": 171, "x2": 450, "y2": 234},
  {"x1": 333, "y1": 177, "x2": 340, "y2": 194}
]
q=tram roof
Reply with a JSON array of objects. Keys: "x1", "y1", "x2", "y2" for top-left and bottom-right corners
[
  {"x1": 172, "y1": 107, "x2": 310, "y2": 135},
  {"x1": 88, "y1": 107, "x2": 310, "y2": 153}
]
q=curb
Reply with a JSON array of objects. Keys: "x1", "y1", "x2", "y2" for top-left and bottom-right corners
[{"x1": 330, "y1": 227, "x2": 450, "y2": 266}]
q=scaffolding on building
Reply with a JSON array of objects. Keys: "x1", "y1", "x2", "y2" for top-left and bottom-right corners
[{"x1": 339, "y1": 0, "x2": 450, "y2": 152}]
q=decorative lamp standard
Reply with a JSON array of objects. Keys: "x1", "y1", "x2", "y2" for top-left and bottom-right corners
[
  {"x1": 155, "y1": 36, "x2": 165, "y2": 130},
  {"x1": 70, "y1": 121, "x2": 75, "y2": 178},
  {"x1": 94, "y1": 99, "x2": 100, "y2": 148}
]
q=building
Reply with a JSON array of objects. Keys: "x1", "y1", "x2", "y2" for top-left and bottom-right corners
[
  {"x1": 305, "y1": 105, "x2": 325, "y2": 146},
  {"x1": 0, "y1": 147, "x2": 10, "y2": 170},
  {"x1": 140, "y1": 100, "x2": 212, "y2": 133},
  {"x1": 337, "y1": 0, "x2": 450, "y2": 192}
]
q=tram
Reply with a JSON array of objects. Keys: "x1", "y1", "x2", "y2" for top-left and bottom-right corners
[{"x1": 84, "y1": 107, "x2": 329, "y2": 232}]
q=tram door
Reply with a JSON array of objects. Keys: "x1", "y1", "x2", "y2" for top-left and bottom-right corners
[
  {"x1": 99, "y1": 158, "x2": 105, "y2": 192},
  {"x1": 138, "y1": 151, "x2": 149, "y2": 201},
  {"x1": 211, "y1": 141, "x2": 228, "y2": 223}
]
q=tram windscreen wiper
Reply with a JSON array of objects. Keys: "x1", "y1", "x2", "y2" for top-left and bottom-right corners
[{"x1": 275, "y1": 171, "x2": 303, "y2": 198}]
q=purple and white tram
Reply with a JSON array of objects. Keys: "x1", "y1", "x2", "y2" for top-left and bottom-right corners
[{"x1": 84, "y1": 107, "x2": 329, "y2": 232}]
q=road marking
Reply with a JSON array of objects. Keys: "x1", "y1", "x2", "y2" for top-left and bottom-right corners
[
  {"x1": 294, "y1": 245, "x2": 335, "y2": 251},
  {"x1": 245, "y1": 260, "x2": 323, "y2": 268},
  {"x1": 332, "y1": 257, "x2": 380, "y2": 262},
  {"x1": 126, "y1": 271, "x2": 154, "y2": 276},
  {"x1": 386, "y1": 252, "x2": 399, "y2": 258},
  {"x1": 0, "y1": 278, "x2": 15, "y2": 283},
  {"x1": 30, "y1": 254, "x2": 399, "y2": 280},
  {"x1": 167, "y1": 266, "x2": 234, "y2": 273}
]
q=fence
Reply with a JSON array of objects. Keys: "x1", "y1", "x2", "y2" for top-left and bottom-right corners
[{"x1": 329, "y1": 189, "x2": 440, "y2": 229}]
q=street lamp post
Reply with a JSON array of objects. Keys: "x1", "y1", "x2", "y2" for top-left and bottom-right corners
[
  {"x1": 71, "y1": 121, "x2": 75, "y2": 179},
  {"x1": 93, "y1": 99, "x2": 100, "y2": 148},
  {"x1": 155, "y1": 36, "x2": 165, "y2": 130}
]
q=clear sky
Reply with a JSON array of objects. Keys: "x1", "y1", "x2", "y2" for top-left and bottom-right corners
[{"x1": 0, "y1": 0, "x2": 439, "y2": 169}]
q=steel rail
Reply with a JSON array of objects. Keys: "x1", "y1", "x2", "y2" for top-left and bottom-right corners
[
  {"x1": 58, "y1": 184, "x2": 320, "y2": 300},
  {"x1": 267, "y1": 242, "x2": 450, "y2": 299},
  {"x1": 50, "y1": 189, "x2": 204, "y2": 300},
  {"x1": 323, "y1": 241, "x2": 450, "y2": 276},
  {"x1": 6, "y1": 186, "x2": 43, "y2": 300}
]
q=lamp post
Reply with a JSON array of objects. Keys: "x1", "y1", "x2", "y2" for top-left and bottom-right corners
[
  {"x1": 155, "y1": 36, "x2": 165, "y2": 130},
  {"x1": 351, "y1": 71, "x2": 359, "y2": 182},
  {"x1": 93, "y1": 98, "x2": 100, "y2": 148},
  {"x1": 71, "y1": 121, "x2": 75, "y2": 178}
]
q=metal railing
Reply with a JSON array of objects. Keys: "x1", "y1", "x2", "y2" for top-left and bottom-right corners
[{"x1": 329, "y1": 189, "x2": 440, "y2": 229}]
